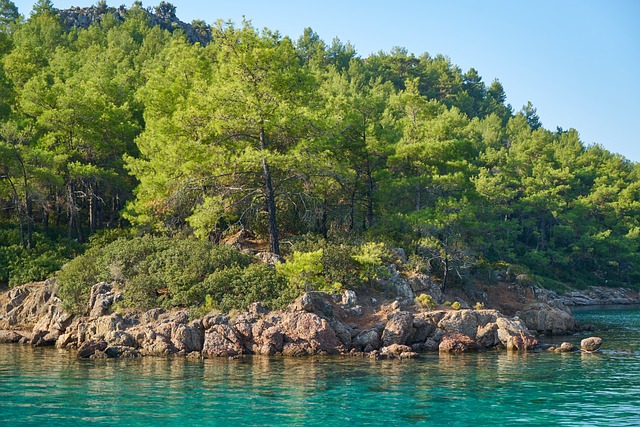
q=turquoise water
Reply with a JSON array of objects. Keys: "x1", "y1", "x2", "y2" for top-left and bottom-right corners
[{"x1": 1, "y1": 307, "x2": 639, "y2": 426}]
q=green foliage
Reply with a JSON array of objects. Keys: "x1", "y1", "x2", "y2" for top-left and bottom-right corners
[
  {"x1": 189, "y1": 264, "x2": 295, "y2": 313},
  {"x1": 474, "y1": 302, "x2": 485, "y2": 310},
  {"x1": 451, "y1": 301, "x2": 461, "y2": 310},
  {"x1": 352, "y1": 242, "x2": 392, "y2": 285},
  {"x1": 277, "y1": 249, "x2": 324, "y2": 291},
  {"x1": 0, "y1": 4, "x2": 639, "y2": 303},
  {"x1": 415, "y1": 293, "x2": 436, "y2": 310},
  {"x1": 56, "y1": 236, "x2": 254, "y2": 313},
  {"x1": 0, "y1": 226, "x2": 81, "y2": 288}
]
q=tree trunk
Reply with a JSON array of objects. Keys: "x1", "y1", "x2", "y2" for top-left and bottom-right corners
[
  {"x1": 25, "y1": 194, "x2": 33, "y2": 249},
  {"x1": 366, "y1": 160, "x2": 374, "y2": 229},
  {"x1": 260, "y1": 126, "x2": 279, "y2": 255},
  {"x1": 349, "y1": 172, "x2": 359, "y2": 230}
]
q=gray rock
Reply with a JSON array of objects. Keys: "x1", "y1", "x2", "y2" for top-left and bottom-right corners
[
  {"x1": 77, "y1": 340, "x2": 108, "y2": 358},
  {"x1": 581, "y1": 337, "x2": 603, "y2": 352},
  {"x1": 382, "y1": 312, "x2": 415, "y2": 346},
  {"x1": 555, "y1": 342, "x2": 576, "y2": 353},
  {"x1": 352, "y1": 330, "x2": 381, "y2": 352},
  {"x1": 517, "y1": 303, "x2": 578, "y2": 335},
  {"x1": 341, "y1": 290, "x2": 358, "y2": 307}
]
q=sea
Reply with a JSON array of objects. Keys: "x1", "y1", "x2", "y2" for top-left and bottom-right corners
[{"x1": 1, "y1": 306, "x2": 639, "y2": 426}]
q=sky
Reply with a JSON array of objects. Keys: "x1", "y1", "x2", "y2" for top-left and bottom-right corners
[{"x1": 12, "y1": 0, "x2": 640, "y2": 162}]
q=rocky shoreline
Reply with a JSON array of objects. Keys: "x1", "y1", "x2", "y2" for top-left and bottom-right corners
[{"x1": 0, "y1": 279, "x2": 607, "y2": 360}]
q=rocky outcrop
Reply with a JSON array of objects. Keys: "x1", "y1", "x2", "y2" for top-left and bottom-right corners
[
  {"x1": 0, "y1": 280, "x2": 72, "y2": 346},
  {"x1": 516, "y1": 302, "x2": 578, "y2": 335},
  {"x1": 58, "y1": 6, "x2": 212, "y2": 46},
  {"x1": 561, "y1": 287, "x2": 640, "y2": 306},
  {"x1": 0, "y1": 282, "x2": 571, "y2": 358}
]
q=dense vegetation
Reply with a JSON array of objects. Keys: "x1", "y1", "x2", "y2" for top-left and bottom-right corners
[{"x1": 1, "y1": 1, "x2": 639, "y2": 313}]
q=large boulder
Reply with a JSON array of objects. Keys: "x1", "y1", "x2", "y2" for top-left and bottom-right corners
[
  {"x1": 581, "y1": 337, "x2": 603, "y2": 352},
  {"x1": 0, "y1": 330, "x2": 23, "y2": 343},
  {"x1": 202, "y1": 324, "x2": 244, "y2": 357},
  {"x1": 279, "y1": 312, "x2": 342, "y2": 356},
  {"x1": 516, "y1": 302, "x2": 578, "y2": 335},
  {"x1": 77, "y1": 339, "x2": 108, "y2": 358},
  {"x1": 439, "y1": 333, "x2": 477, "y2": 353},
  {"x1": 352, "y1": 330, "x2": 381, "y2": 352},
  {"x1": 381, "y1": 312, "x2": 415, "y2": 346}
]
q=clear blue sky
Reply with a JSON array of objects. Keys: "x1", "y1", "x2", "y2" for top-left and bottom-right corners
[{"x1": 13, "y1": 0, "x2": 640, "y2": 162}]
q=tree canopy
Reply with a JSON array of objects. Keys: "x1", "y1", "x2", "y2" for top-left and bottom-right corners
[{"x1": 1, "y1": 3, "x2": 638, "y2": 293}]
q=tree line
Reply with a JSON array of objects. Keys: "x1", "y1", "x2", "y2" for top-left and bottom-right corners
[{"x1": 1, "y1": 0, "x2": 639, "y2": 291}]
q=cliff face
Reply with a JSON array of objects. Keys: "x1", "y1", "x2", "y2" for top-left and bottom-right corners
[
  {"x1": 59, "y1": 5, "x2": 212, "y2": 45},
  {"x1": 0, "y1": 280, "x2": 582, "y2": 359}
]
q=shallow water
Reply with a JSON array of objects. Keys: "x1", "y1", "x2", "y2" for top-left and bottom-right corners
[{"x1": 1, "y1": 307, "x2": 639, "y2": 426}]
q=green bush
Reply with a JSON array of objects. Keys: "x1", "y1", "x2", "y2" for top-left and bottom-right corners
[
  {"x1": 451, "y1": 301, "x2": 461, "y2": 310},
  {"x1": 289, "y1": 234, "x2": 362, "y2": 288},
  {"x1": 0, "y1": 226, "x2": 81, "y2": 288},
  {"x1": 352, "y1": 242, "x2": 393, "y2": 285},
  {"x1": 190, "y1": 264, "x2": 296, "y2": 313},
  {"x1": 56, "y1": 235, "x2": 288, "y2": 314},
  {"x1": 415, "y1": 293, "x2": 436, "y2": 310}
]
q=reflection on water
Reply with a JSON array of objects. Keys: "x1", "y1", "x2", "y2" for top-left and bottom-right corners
[{"x1": 1, "y1": 307, "x2": 639, "y2": 426}]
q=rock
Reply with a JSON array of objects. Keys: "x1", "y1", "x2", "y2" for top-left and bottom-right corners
[
  {"x1": 170, "y1": 323, "x2": 204, "y2": 353},
  {"x1": 105, "y1": 346, "x2": 141, "y2": 358},
  {"x1": 581, "y1": 337, "x2": 603, "y2": 352},
  {"x1": 381, "y1": 312, "x2": 414, "y2": 346},
  {"x1": 411, "y1": 315, "x2": 437, "y2": 344},
  {"x1": 399, "y1": 351, "x2": 419, "y2": 359},
  {"x1": 247, "y1": 302, "x2": 267, "y2": 316},
  {"x1": 0, "y1": 330, "x2": 23, "y2": 343},
  {"x1": 55, "y1": 333, "x2": 75, "y2": 349},
  {"x1": 439, "y1": 333, "x2": 477, "y2": 353},
  {"x1": 555, "y1": 342, "x2": 576, "y2": 353},
  {"x1": 30, "y1": 330, "x2": 56, "y2": 347},
  {"x1": 341, "y1": 290, "x2": 358, "y2": 307},
  {"x1": 476, "y1": 322, "x2": 499, "y2": 348},
  {"x1": 407, "y1": 273, "x2": 445, "y2": 303},
  {"x1": 279, "y1": 312, "x2": 342, "y2": 356},
  {"x1": 329, "y1": 318, "x2": 352, "y2": 348},
  {"x1": 381, "y1": 343, "x2": 413, "y2": 357},
  {"x1": 202, "y1": 324, "x2": 244, "y2": 357},
  {"x1": 516, "y1": 303, "x2": 578, "y2": 335},
  {"x1": 105, "y1": 330, "x2": 138, "y2": 348},
  {"x1": 87, "y1": 282, "x2": 116, "y2": 319},
  {"x1": 252, "y1": 325, "x2": 284, "y2": 355},
  {"x1": 291, "y1": 293, "x2": 334, "y2": 317},
  {"x1": 495, "y1": 316, "x2": 534, "y2": 347},
  {"x1": 352, "y1": 330, "x2": 381, "y2": 352},
  {"x1": 59, "y1": 6, "x2": 212, "y2": 46},
  {"x1": 256, "y1": 251, "x2": 284, "y2": 265},
  {"x1": 506, "y1": 332, "x2": 538, "y2": 351},
  {"x1": 77, "y1": 340, "x2": 108, "y2": 358}
]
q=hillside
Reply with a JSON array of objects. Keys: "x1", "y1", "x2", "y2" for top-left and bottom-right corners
[{"x1": 1, "y1": 2, "x2": 639, "y2": 315}]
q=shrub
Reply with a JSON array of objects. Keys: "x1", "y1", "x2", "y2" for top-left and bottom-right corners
[
  {"x1": 288, "y1": 235, "x2": 362, "y2": 288},
  {"x1": 415, "y1": 293, "x2": 436, "y2": 310},
  {"x1": 451, "y1": 301, "x2": 461, "y2": 310},
  {"x1": 352, "y1": 242, "x2": 392, "y2": 285},
  {"x1": 0, "y1": 226, "x2": 81, "y2": 288},
  {"x1": 474, "y1": 302, "x2": 485, "y2": 310},
  {"x1": 191, "y1": 264, "x2": 296, "y2": 312},
  {"x1": 56, "y1": 236, "x2": 253, "y2": 312}
]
